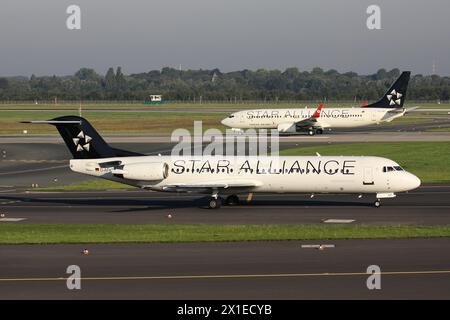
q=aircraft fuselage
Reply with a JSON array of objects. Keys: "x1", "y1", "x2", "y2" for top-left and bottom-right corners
[{"x1": 70, "y1": 155, "x2": 420, "y2": 195}]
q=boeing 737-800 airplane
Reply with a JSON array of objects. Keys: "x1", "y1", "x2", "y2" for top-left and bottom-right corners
[
  {"x1": 221, "y1": 72, "x2": 414, "y2": 135},
  {"x1": 24, "y1": 115, "x2": 420, "y2": 208}
]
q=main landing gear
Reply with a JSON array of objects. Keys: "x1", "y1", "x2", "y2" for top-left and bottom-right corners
[
  {"x1": 307, "y1": 128, "x2": 323, "y2": 136},
  {"x1": 208, "y1": 194, "x2": 240, "y2": 209},
  {"x1": 225, "y1": 194, "x2": 240, "y2": 206}
]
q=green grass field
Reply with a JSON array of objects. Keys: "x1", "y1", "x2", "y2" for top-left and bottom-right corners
[
  {"x1": 1, "y1": 224, "x2": 449, "y2": 244},
  {"x1": 0, "y1": 101, "x2": 447, "y2": 134},
  {"x1": 0, "y1": 110, "x2": 227, "y2": 134},
  {"x1": 36, "y1": 179, "x2": 131, "y2": 191},
  {"x1": 279, "y1": 142, "x2": 450, "y2": 184},
  {"x1": 0, "y1": 101, "x2": 448, "y2": 110},
  {"x1": 427, "y1": 127, "x2": 450, "y2": 132}
]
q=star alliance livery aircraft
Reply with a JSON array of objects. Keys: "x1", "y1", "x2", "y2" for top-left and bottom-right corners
[
  {"x1": 221, "y1": 72, "x2": 414, "y2": 135},
  {"x1": 24, "y1": 116, "x2": 420, "y2": 208}
]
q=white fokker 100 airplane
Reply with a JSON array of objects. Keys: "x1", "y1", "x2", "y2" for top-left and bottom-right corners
[
  {"x1": 222, "y1": 72, "x2": 414, "y2": 135},
  {"x1": 26, "y1": 116, "x2": 421, "y2": 208}
]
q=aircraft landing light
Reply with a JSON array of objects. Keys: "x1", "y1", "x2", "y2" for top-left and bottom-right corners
[{"x1": 301, "y1": 244, "x2": 336, "y2": 249}]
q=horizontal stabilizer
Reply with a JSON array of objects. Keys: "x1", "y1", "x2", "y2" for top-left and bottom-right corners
[{"x1": 21, "y1": 120, "x2": 82, "y2": 124}]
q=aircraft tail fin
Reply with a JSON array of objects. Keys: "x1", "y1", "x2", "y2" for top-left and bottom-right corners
[
  {"x1": 22, "y1": 116, "x2": 143, "y2": 159},
  {"x1": 364, "y1": 71, "x2": 411, "y2": 109},
  {"x1": 312, "y1": 103, "x2": 324, "y2": 118}
]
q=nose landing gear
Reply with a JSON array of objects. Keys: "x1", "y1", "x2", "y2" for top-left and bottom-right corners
[
  {"x1": 374, "y1": 199, "x2": 381, "y2": 208},
  {"x1": 208, "y1": 197, "x2": 222, "y2": 209}
]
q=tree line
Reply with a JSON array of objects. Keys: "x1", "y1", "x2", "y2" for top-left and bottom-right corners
[{"x1": 0, "y1": 67, "x2": 449, "y2": 102}]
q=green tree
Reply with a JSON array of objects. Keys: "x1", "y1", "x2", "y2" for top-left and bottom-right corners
[
  {"x1": 115, "y1": 67, "x2": 126, "y2": 90},
  {"x1": 105, "y1": 67, "x2": 116, "y2": 91}
]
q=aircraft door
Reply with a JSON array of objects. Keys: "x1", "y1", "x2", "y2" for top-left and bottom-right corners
[
  {"x1": 363, "y1": 167, "x2": 374, "y2": 185},
  {"x1": 239, "y1": 113, "x2": 245, "y2": 125}
]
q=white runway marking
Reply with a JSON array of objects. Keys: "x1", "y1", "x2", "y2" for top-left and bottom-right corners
[
  {"x1": 323, "y1": 219, "x2": 355, "y2": 224},
  {"x1": 0, "y1": 201, "x2": 20, "y2": 205},
  {"x1": 0, "y1": 165, "x2": 68, "y2": 176},
  {"x1": 0, "y1": 218, "x2": 27, "y2": 222}
]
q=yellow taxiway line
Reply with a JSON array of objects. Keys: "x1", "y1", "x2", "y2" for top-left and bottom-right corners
[{"x1": 1, "y1": 270, "x2": 450, "y2": 282}]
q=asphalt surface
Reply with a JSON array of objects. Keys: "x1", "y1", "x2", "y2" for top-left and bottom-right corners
[
  {"x1": 1, "y1": 238, "x2": 449, "y2": 299},
  {"x1": 1, "y1": 124, "x2": 450, "y2": 300},
  {"x1": 0, "y1": 186, "x2": 449, "y2": 225}
]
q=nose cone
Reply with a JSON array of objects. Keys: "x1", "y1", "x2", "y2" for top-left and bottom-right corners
[
  {"x1": 221, "y1": 117, "x2": 232, "y2": 127},
  {"x1": 405, "y1": 173, "x2": 421, "y2": 191}
]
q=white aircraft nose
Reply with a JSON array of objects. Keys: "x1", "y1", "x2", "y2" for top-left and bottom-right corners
[
  {"x1": 221, "y1": 118, "x2": 231, "y2": 127},
  {"x1": 405, "y1": 173, "x2": 421, "y2": 190}
]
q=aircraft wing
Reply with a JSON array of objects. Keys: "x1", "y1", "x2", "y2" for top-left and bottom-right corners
[
  {"x1": 382, "y1": 106, "x2": 418, "y2": 122},
  {"x1": 142, "y1": 179, "x2": 263, "y2": 192},
  {"x1": 404, "y1": 106, "x2": 419, "y2": 113}
]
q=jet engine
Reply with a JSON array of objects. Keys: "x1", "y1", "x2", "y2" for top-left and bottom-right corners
[{"x1": 114, "y1": 162, "x2": 169, "y2": 181}]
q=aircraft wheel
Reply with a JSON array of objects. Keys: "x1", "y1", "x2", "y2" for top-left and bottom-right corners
[
  {"x1": 226, "y1": 195, "x2": 240, "y2": 206},
  {"x1": 208, "y1": 197, "x2": 222, "y2": 209},
  {"x1": 315, "y1": 128, "x2": 323, "y2": 135},
  {"x1": 374, "y1": 200, "x2": 381, "y2": 208},
  {"x1": 308, "y1": 129, "x2": 315, "y2": 136}
]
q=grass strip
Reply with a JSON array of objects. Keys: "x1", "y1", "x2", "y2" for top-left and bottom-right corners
[{"x1": 1, "y1": 224, "x2": 449, "y2": 245}]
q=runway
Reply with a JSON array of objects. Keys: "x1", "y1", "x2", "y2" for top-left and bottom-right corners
[
  {"x1": 2, "y1": 131, "x2": 450, "y2": 145},
  {"x1": 1, "y1": 186, "x2": 449, "y2": 225},
  {"x1": 1, "y1": 238, "x2": 449, "y2": 299},
  {"x1": 1, "y1": 126, "x2": 450, "y2": 300}
]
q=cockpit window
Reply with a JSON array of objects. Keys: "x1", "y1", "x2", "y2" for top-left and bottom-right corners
[
  {"x1": 383, "y1": 166, "x2": 404, "y2": 172},
  {"x1": 383, "y1": 166, "x2": 395, "y2": 172},
  {"x1": 228, "y1": 115, "x2": 235, "y2": 118}
]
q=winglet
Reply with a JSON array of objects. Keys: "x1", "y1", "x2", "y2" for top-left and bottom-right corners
[{"x1": 312, "y1": 103, "x2": 324, "y2": 118}]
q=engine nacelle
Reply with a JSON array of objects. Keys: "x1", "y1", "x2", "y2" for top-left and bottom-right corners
[{"x1": 119, "y1": 162, "x2": 169, "y2": 181}]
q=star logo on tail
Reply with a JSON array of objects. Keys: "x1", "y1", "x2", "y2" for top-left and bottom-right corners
[
  {"x1": 73, "y1": 131, "x2": 92, "y2": 152},
  {"x1": 386, "y1": 89, "x2": 403, "y2": 106}
]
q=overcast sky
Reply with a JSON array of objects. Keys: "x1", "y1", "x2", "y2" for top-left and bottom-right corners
[{"x1": 0, "y1": 0, "x2": 449, "y2": 76}]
